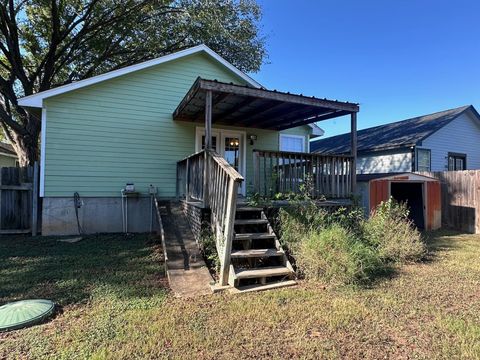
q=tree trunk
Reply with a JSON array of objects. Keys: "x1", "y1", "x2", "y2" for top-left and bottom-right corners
[{"x1": 10, "y1": 113, "x2": 41, "y2": 167}]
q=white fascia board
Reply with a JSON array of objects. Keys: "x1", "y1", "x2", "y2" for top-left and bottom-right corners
[
  {"x1": 0, "y1": 152, "x2": 17, "y2": 158},
  {"x1": 18, "y1": 44, "x2": 262, "y2": 108},
  {"x1": 40, "y1": 107, "x2": 46, "y2": 197}
]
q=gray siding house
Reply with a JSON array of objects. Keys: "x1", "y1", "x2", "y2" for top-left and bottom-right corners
[{"x1": 311, "y1": 105, "x2": 480, "y2": 173}]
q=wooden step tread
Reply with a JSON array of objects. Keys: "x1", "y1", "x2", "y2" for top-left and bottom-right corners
[
  {"x1": 234, "y1": 219, "x2": 268, "y2": 225},
  {"x1": 231, "y1": 248, "x2": 284, "y2": 258},
  {"x1": 236, "y1": 207, "x2": 264, "y2": 212},
  {"x1": 231, "y1": 280, "x2": 297, "y2": 294},
  {"x1": 234, "y1": 266, "x2": 293, "y2": 279},
  {"x1": 234, "y1": 233, "x2": 276, "y2": 240}
]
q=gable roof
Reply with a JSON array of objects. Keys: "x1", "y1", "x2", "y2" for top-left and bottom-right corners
[
  {"x1": 18, "y1": 44, "x2": 324, "y2": 134},
  {"x1": 311, "y1": 105, "x2": 477, "y2": 154},
  {"x1": 18, "y1": 44, "x2": 262, "y2": 108}
]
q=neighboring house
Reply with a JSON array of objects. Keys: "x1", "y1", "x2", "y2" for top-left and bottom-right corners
[
  {"x1": 18, "y1": 45, "x2": 356, "y2": 236},
  {"x1": 311, "y1": 105, "x2": 480, "y2": 174},
  {"x1": 0, "y1": 142, "x2": 18, "y2": 167}
]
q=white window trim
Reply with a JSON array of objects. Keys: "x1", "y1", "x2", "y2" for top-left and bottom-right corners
[
  {"x1": 415, "y1": 148, "x2": 431, "y2": 172},
  {"x1": 279, "y1": 134, "x2": 306, "y2": 153}
]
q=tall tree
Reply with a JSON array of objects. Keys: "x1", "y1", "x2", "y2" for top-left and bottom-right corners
[{"x1": 0, "y1": 0, "x2": 266, "y2": 165}]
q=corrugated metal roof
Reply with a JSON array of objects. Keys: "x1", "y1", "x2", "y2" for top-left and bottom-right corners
[{"x1": 311, "y1": 105, "x2": 474, "y2": 154}]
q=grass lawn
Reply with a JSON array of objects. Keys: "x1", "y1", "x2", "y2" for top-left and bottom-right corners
[{"x1": 1, "y1": 231, "x2": 480, "y2": 359}]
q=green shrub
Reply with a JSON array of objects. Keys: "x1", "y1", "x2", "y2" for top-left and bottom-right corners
[
  {"x1": 198, "y1": 226, "x2": 220, "y2": 275},
  {"x1": 278, "y1": 202, "x2": 364, "y2": 248},
  {"x1": 363, "y1": 198, "x2": 426, "y2": 263},
  {"x1": 296, "y1": 224, "x2": 383, "y2": 285}
]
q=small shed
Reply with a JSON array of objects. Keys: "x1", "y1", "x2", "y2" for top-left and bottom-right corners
[{"x1": 357, "y1": 173, "x2": 441, "y2": 230}]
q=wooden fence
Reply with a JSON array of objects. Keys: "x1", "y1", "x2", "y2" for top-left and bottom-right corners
[
  {"x1": 417, "y1": 170, "x2": 480, "y2": 233},
  {"x1": 0, "y1": 163, "x2": 39, "y2": 235}
]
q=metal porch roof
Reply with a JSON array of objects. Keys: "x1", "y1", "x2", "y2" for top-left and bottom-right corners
[{"x1": 173, "y1": 78, "x2": 359, "y2": 131}]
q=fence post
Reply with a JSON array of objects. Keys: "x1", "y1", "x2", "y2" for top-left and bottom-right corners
[{"x1": 31, "y1": 162, "x2": 39, "y2": 236}]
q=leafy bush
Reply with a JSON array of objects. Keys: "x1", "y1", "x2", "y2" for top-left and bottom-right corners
[
  {"x1": 198, "y1": 226, "x2": 220, "y2": 275},
  {"x1": 296, "y1": 224, "x2": 383, "y2": 285},
  {"x1": 277, "y1": 197, "x2": 426, "y2": 286},
  {"x1": 363, "y1": 198, "x2": 426, "y2": 263},
  {"x1": 278, "y1": 202, "x2": 364, "y2": 249}
]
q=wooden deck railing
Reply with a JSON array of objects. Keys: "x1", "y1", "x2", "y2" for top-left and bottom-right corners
[
  {"x1": 177, "y1": 150, "x2": 205, "y2": 202},
  {"x1": 253, "y1": 150, "x2": 354, "y2": 199},
  {"x1": 177, "y1": 149, "x2": 244, "y2": 285}
]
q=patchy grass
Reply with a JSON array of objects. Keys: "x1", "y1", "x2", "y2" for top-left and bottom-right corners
[{"x1": 1, "y1": 231, "x2": 480, "y2": 359}]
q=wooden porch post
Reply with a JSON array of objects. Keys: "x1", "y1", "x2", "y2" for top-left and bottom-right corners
[
  {"x1": 203, "y1": 90, "x2": 212, "y2": 208},
  {"x1": 205, "y1": 90, "x2": 212, "y2": 150},
  {"x1": 350, "y1": 112, "x2": 357, "y2": 193}
]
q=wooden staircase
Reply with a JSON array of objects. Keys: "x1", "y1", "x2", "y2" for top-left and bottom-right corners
[{"x1": 228, "y1": 206, "x2": 296, "y2": 293}]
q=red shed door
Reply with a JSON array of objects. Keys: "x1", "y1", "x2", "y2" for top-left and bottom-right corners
[{"x1": 369, "y1": 180, "x2": 389, "y2": 213}]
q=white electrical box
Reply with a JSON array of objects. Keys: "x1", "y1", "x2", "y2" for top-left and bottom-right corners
[{"x1": 125, "y1": 183, "x2": 135, "y2": 192}]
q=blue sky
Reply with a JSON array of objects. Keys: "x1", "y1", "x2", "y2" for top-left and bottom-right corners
[{"x1": 254, "y1": 0, "x2": 480, "y2": 137}]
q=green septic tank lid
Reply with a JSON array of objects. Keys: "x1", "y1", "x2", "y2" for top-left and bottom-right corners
[{"x1": 0, "y1": 299, "x2": 55, "y2": 332}]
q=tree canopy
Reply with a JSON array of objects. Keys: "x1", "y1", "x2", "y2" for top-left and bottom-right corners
[{"x1": 0, "y1": 0, "x2": 266, "y2": 165}]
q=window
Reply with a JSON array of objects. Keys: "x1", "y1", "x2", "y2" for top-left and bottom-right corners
[
  {"x1": 279, "y1": 134, "x2": 305, "y2": 153},
  {"x1": 448, "y1": 153, "x2": 466, "y2": 171},
  {"x1": 416, "y1": 148, "x2": 431, "y2": 171},
  {"x1": 201, "y1": 135, "x2": 217, "y2": 152}
]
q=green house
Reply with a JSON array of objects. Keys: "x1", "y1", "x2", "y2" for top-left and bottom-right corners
[{"x1": 19, "y1": 45, "x2": 358, "y2": 236}]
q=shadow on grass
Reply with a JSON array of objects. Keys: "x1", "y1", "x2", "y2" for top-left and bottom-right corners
[
  {"x1": 0, "y1": 233, "x2": 167, "y2": 306},
  {"x1": 420, "y1": 229, "x2": 469, "y2": 263}
]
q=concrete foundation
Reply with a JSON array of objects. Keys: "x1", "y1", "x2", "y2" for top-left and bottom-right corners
[{"x1": 42, "y1": 196, "x2": 159, "y2": 236}]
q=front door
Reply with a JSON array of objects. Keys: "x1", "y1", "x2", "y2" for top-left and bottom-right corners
[{"x1": 196, "y1": 128, "x2": 245, "y2": 195}]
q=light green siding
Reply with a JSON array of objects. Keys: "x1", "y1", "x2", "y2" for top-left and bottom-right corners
[
  {"x1": 0, "y1": 154, "x2": 17, "y2": 167},
  {"x1": 44, "y1": 53, "x2": 312, "y2": 197}
]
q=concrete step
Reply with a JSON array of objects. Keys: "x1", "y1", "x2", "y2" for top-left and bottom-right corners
[
  {"x1": 234, "y1": 233, "x2": 276, "y2": 241},
  {"x1": 234, "y1": 266, "x2": 293, "y2": 280},
  {"x1": 231, "y1": 280, "x2": 297, "y2": 294},
  {"x1": 230, "y1": 248, "x2": 284, "y2": 258}
]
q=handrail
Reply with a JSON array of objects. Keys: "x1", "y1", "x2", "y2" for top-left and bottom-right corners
[
  {"x1": 254, "y1": 149, "x2": 354, "y2": 159},
  {"x1": 177, "y1": 150, "x2": 205, "y2": 202},
  {"x1": 253, "y1": 149, "x2": 354, "y2": 199},
  {"x1": 206, "y1": 149, "x2": 243, "y2": 285},
  {"x1": 177, "y1": 149, "x2": 244, "y2": 286},
  {"x1": 207, "y1": 150, "x2": 244, "y2": 182}
]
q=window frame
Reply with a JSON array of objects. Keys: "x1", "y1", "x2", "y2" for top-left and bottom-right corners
[
  {"x1": 415, "y1": 148, "x2": 431, "y2": 172},
  {"x1": 279, "y1": 134, "x2": 306, "y2": 153},
  {"x1": 448, "y1": 152, "x2": 467, "y2": 171}
]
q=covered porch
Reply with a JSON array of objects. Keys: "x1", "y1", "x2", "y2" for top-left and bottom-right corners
[
  {"x1": 172, "y1": 78, "x2": 359, "y2": 288},
  {"x1": 174, "y1": 77, "x2": 359, "y2": 202}
]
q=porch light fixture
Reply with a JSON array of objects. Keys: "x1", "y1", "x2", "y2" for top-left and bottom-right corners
[{"x1": 248, "y1": 134, "x2": 257, "y2": 145}]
